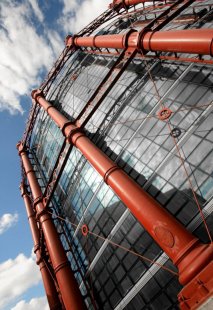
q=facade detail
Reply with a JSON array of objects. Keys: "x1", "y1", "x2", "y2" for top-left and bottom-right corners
[{"x1": 18, "y1": 1, "x2": 213, "y2": 309}]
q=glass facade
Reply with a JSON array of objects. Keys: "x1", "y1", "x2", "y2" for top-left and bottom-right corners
[{"x1": 25, "y1": 2, "x2": 213, "y2": 309}]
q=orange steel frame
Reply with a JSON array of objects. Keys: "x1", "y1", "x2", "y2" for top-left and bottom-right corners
[
  {"x1": 17, "y1": 143, "x2": 87, "y2": 310},
  {"x1": 66, "y1": 29, "x2": 213, "y2": 56},
  {"x1": 20, "y1": 183, "x2": 62, "y2": 310},
  {"x1": 31, "y1": 87, "x2": 213, "y2": 309},
  {"x1": 109, "y1": 0, "x2": 164, "y2": 10},
  {"x1": 18, "y1": 1, "x2": 213, "y2": 309}
]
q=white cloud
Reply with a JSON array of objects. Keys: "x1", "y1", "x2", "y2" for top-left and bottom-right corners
[
  {"x1": 0, "y1": 253, "x2": 41, "y2": 309},
  {"x1": 60, "y1": 0, "x2": 109, "y2": 33},
  {"x1": 0, "y1": 213, "x2": 18, "y2": 235},
  {"x1": 46, "y1": 29, "x2": 64, "y2": 59},
  {"x1": 62, "y1": 0, "x2": 79, "y2": 14},
  {"x1": 11, "y1": 296, "x2": 48, "y2": 310},
  {"x1": 0, "y1": 0, "x2": 58, "y2": 114},
  {"x1": 0, "y1": 0, "x2": 112, "y2": 114},
  {"x1": 28, "y1": 0, "x2": 44, "y2": 22}
]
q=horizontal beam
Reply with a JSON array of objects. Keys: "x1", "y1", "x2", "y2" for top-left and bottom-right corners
[
  {"x1": 66, "y1": 29, "x2": 213, "y2": 56},
  {"x1": 109, "y1": 0, "x2": 162, "y2": 9},
  {"x1": 81, "y1": 48, "x2": 213, "y2": 65}
]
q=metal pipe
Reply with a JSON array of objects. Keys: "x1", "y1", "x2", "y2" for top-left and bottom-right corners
[
  {"x1": 20, "y1": 183, "x2": 62, "y2": 310},
  {"x1": 17, "y1": 145, "x2": 86, "y2": 310},
  {"x1": 109, "y1": 0, "x2": 162, "y2": 8},
  {"x1": 32, "y1": 90, "x2": 213, "y2": 287},
  {"x1": 143, "y1": 29, "x2": 213, "y2": 55},
  {"x1": 66, "y1": 29, "x2": 213, "y2": 56}
]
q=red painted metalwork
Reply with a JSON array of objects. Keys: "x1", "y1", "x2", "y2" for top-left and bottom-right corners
[
  {"x1": 66, "y1": 0, "x2": 196, "y2": 131},
  {"x1": 178, "y1": 261, "x2": 213, "y2": 309},
  {"x1": 17, "y1": 143, "x2": 86, "y2": 310},
  {"x1": 19, "y1": 1, "x2": 213, "y2": 308},
  {"x1": 31, "y1": 92, "x2": 213, "y2": 293},
  {"x1": 78, "y1": 49, "x2": 213, "y2": 65},
  {"x1": 146, "y1": 0, "x2": 196, "y2": 32},
  {"x1": 66, "y1": 0, "x2": 197, "y2": 51},
  {"x1": 82, "y1": 224, "x2": 89, "y2": 237},
  {"x1": 20, "y1": 183, "x2": 61, "y2": 310},
  {"x1": 65, "y1": 0, "x2": 207, "y2": 66},
  {"x1": 66, "y1": 28, "x2": 213, "y2": 56},
  {"x1": 24, "y1": 0, "x2": 196, "y2": 150},
  {"x1": 22, "y1": 7, "x2": 120, "y2": 150},
  {"x1": 144, "y1": 54, "x2": 213, "y2": 65},
  {"x1": 110, "y1": 0, "x2": 209, "y2": 7},
  {"x1": 76, "y1": 47, "x2": 213, "y2": 65},
  {"x1": 158, "y1": 107, "x2": 173, "y2": 120},
  {"x1": 40, "y1": 7, "x2": 119, "y2": 96},
  {"x1": 143, "y1": 29, "x2": 213, "y2": 56},
  {"x1": 109, "y1": 0, "x2": 162, "y2": 9},
  {"x1": 30, "y1": 150, "x2": 95, "y2": 307}
]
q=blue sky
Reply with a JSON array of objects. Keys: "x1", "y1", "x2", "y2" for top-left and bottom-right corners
[{"x1": 0, "y1": 0, "x2": 109, "y2": 309}]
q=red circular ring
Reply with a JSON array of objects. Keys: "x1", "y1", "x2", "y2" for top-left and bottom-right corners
[
  {"x1": 157, "y1": 107, "x2": 172, "y2": 120},
  {"x1": 81, "y1": 224, "x2": 89, "y2": 236}
]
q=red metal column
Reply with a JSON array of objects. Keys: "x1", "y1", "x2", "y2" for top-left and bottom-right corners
[
  {"x1": 20, "y1": 183, "x2": 62, "y2": 310},
  {"x1": 32, "y1": 91, "x2": 213, "y2": 292},
  {"x1": 17, "y1": 145, "x2": 86, "y2": 310},
  {"x1": 65, "y1": 29, "x2": 213, "y2": 56},
  {"x1": 110, "y1": 0, "x2": 162, "y2": 8}
]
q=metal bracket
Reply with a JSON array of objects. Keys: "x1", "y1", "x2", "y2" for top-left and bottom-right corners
[{"x1": 158, "y1": 107, "x2": 172, "y2": 120}]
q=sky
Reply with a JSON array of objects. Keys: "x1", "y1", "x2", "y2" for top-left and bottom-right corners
[{"x1": 0, "y1": 0, "x2": 109, "y2": 309}]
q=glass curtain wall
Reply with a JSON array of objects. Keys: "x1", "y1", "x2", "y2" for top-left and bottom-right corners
[{"x1": 28, "y1": 1, "x2": 213, "y2": 309}]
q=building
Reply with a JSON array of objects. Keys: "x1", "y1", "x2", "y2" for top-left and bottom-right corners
[{"x1": 18, "y1": 1, "x2": 213, "y2": 309}]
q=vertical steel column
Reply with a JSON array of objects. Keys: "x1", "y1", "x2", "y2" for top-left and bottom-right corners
[
  {"x1": 31, "y1": 91, "x2": 213, "y2": 290},
  {"x1": 17, "y1": 145, "x2": 86, "y2": 310},
  {"x1": 20, "y1": 183, "x2": 62, "y2": 310}
]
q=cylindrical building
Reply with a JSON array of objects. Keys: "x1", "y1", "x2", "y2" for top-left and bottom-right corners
[{"x1": 19, "y1": 1, "x2": 213, "y2": 309}]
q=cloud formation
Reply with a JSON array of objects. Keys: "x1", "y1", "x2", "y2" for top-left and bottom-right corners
[
  {"x1": 0, "y1": 213, "x2": 18, "y2": 235},
  {"x1": 0, "y1": 253, "x2": 41, "y2": 309},
  {"x1": 28, "y1": 0, "x2": 44, "y2": 22},
  {"x1": 0, "y1": 0, "x2": 111, "y2": 114},
  {"x1": 11, "y1": 296, "x2": 48, "y2": 310},
  {"x1": 0, "y1": 0, "x2": 60, "y2": 114},
  {"x1": 60, "y1": 0, "x2": 110, "y2": 33}
]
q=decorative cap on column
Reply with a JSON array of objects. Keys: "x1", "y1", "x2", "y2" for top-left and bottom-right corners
[
  {"x1": 109, "y1": 0, "x2": 155, "y2": 9},
  {"x1": 109, "y1": 0, "x2": 124, "y2": 10},
  {"x1": 65, "y1": 34, "x2": 79, "y2": 48},
  {"x1": 31, "y1": 89, "x2": 43, "y2": 102},
  {"x1": 65, "y1": 35, "x2": 73, "y2": 47},
  {"x1": 20, "y1": 182, "x2": 27, "y2": 197},
  {"x1": 35, "y1": 249, "x2": 43, "y2": 266},
  {"x1": 16, "y1": 141, "x2": 25, "y2": 155},
  {"x1": 109, "y1": 0, "x2": 120, "y2": 7}
]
